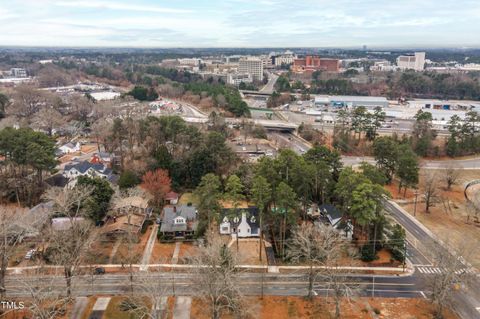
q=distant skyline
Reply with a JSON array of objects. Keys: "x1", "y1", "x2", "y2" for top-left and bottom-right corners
[{"x1": 1, "y1": 0, "x2": 480, "y2": 48}]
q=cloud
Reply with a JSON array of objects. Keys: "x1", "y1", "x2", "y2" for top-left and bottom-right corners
[
  {"x1": 0, "y1": 0, "x2": 479, "y2": 47},
  {"x1": 55, "y1": 0, "x2": 191, "y2": 14}
]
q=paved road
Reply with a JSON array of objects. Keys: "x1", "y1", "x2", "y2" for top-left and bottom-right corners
[
  {"x1": 384, "y1": 200, "x2": 480, "y2": 319},
  {"x1": 260, "y1": 72, "x2": 278, "y2": 94},
  {"x1": 272, "y1": 132, "x2": 480, "y2": 170},
  {"x1": 3, "y1": 272, "x2": 426, "y2": 299}
]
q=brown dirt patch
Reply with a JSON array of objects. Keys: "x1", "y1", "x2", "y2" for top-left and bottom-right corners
[
  {"x1": 151, "y1": 241, "x2": 176, "y2": 264},
  {"x1": 229, "y1": 239, "x2": 267, "y2": 265},
  {"x1": 80, "y1": 144, "x2": 98, "y2": 154},
  {"x1": 189, "y1": 296, "x2": 459, "y2": 319},
  {"x1": 391, "y1": 169, "x2": 480, "y2": 268},
  {"x1": 178, "y1": 242, "x2": 200, "y2": 261}
]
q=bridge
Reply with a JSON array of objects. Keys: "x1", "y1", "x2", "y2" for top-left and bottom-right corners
[
  {"x1": 181, "y1": 116, "x2": 297, "y2": 132},
  {"x1": 239, "y1": 90, "x2": 272, "y2": 98}
]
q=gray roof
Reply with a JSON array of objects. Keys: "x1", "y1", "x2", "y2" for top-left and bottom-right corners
[
  {"x1": 329, "y1": 95, "x2": 388, "y2": 102},
  {"x1": 319, "y1": 204, "x2": 343, "y2": 224},
  {"x1": 64, "y1": 161, "x2": 112, "y2": 176},
  {"x1": 160, "y1": 205, "x2": 198, "y2": 233},
  {"x1": 96, "y1": 152, "x2": 113, "y2": 159},
  {"x1": 62, "y1": 142, "x2": 76, "y2": 149}
]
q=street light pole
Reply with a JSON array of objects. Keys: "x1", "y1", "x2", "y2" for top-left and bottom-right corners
[{"x1": 413, "y1": 190, "x2": 419, "y2": 217}]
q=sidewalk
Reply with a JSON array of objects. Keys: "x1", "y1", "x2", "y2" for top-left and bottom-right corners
[
  {"x1": 139, "y1": 224, "x2": 158, "y2": 271},
  {"x1": 173, "y1": 296, "x2": 192, "y2": 319},
  {"x1": 70, "y1": 297, "x2": 88, "y2": 319}
]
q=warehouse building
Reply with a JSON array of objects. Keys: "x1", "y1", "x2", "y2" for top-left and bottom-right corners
[{"x1": 314, "y1": 95, "x2": 389, "y2": 109}]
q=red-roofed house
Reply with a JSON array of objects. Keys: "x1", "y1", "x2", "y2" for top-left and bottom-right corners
[{"x1": 165, "y1": 191, "x2": 179, "y2": 205}]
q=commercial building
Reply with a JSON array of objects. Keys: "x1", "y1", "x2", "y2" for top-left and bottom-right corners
[
  {"x1": 292, "y1": 56, "x2": 340, "y2": 73},
  {"x1": 226, "y1": 73, "x2": 253, "y2": 86},
  {"x1": 10, "y1": 68, "x2": 27, "y2": 78},
  {"x1": 177, "y1": 58, "x2": 202, "y2": 67},
  {"x1": 396, "y1": 52, "x2": 426, "y2": 71},
  {"x1": 238, "y1": 57, "x2": 264, "y2": 81},
  {"x1": 272, "y1": 50, "x2": 296, "y2": 66},
  {"x1": 370, "y1": 60, "x2": 397, "y2": 72},
  {"x1": 314, "y1": 95, "x2": 389, "y2": 109}
]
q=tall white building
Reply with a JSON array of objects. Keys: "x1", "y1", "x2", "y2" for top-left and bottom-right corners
[
  {"x1": 396, "y1": 52, "x2": 426, "y2": 71},
  {"x1": 238, "y1": 58, "x2": 263, "y2": 81}
]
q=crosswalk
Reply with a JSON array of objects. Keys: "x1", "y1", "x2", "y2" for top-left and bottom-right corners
[{"x1": 416, "y1": 266, "x2": 476, "y2": 275}]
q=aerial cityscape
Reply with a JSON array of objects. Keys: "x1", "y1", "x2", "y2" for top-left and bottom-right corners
[{"x1": 0, "y1": 1, "x2": 479, "y2": 319}]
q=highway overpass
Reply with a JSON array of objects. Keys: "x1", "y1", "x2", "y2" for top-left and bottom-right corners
[{"x1": 181, "y1": 116, "x2": 297, "y2": 132}]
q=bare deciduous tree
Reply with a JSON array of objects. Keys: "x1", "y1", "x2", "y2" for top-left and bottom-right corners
[
  {"x1": 45, "y1": 186, "x2": 97, "y2": 298},
  {"x1": 19, "y1": 271, "x2": 69, "y2": 319},
  {"x1": 443, "y1": 164, "x2": 460, "y2": 191},
  {"x1": 286, "y1": 223, "x2": 347, "y2": 301},
  {"x1": 125, "y1": 274, "x2": 171, "y2": 319},
  {"x1": 192, "y1": 236, "x2": 250, "y2": 319},
  {"x1": 32, "y1": 107, "x2": 65, "y2": 136},
  {"x1": 427, "y1": 241, "x2": 474, "y2": 319},
  {"x1": 0, "y1": 205, "x2": 45, "y2": 297},
  {"x1": 9, "y1": 85, "x2": 48, "y2": 120},
  {"x1": 320, "y1": 258, "x2": 358, "y2": 319},
  {"x1": 423, "y1": 172, "x2": 439, "y2": 213}
]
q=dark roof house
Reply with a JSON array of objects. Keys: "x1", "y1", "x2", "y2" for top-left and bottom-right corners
[{"x1": 159, "y1": 205, "x2": 198, "y2": 240}]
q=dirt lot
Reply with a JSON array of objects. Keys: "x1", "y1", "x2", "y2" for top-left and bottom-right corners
[
  {"x1": 112, "y1": 226, "x2": 153, "y2": 265},
  {"x1": 178, "y1": 242, "x2": 200, "y2": 261},
  {"x1": 190, "y1": 296, "x2": 458, "y2": 319},
  {"x1": 150, "y1": 241, "x2": 176, "y2": 264},
  {"x1": 229, "y1": 239, "x2": 267, "y2": 265},
  {"x1": 387, "y1": 169, "x2": 480, "y2": 268}
]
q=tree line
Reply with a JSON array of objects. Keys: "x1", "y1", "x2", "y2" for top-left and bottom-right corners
[{"x1": 193, "y1": 145, "x2": 406, "y2": 263}]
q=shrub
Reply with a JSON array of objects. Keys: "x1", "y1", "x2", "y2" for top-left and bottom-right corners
[
  {"x1": 118, "y1": 170, "x2": 140, "y2": 189},
  {"x1": 360, "y1": 244, "x2": 378, "y2": 262}
]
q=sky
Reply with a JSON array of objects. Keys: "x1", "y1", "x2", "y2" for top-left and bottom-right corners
[{"x1": 0, "y1": 0, "x2": 480, "y2": 48}]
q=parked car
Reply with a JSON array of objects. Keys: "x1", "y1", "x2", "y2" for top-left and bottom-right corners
[
  {"x1": 25, "y1": 249, "x2": 37, "y2": 260},
  {"x1": 94, "y1": 267, "x2": 105, "y2": 275}
]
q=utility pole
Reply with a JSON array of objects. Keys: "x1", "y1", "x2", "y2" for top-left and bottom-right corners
[
  {"x1": 172, "y1": 271, "x2": 176, "y2": 296},
  {"x1": 372, "y1": 275, "x2": 375, "y2": 298},
  {"x1": 413, "y1": 190, "x2": 419, "y2": 217}
]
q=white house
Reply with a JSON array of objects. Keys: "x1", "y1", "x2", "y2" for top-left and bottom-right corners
[
  {"x1": 58, "y1": 142, "x2": 80, "y2": 154},
  {"x1": 219, "y1": 207, "x2": 260, "y2": 238}
]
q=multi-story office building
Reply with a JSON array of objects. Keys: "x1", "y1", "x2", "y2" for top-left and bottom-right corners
[
  {"x1": 177, "y1": 58, "x2": 202, "y2": 67},
  {"x1": 273, "y1": 50, "x2": 296, "y2": 66},
  {"x1": 396, "y1": 52, "x2": 426, "y2": 71},
  {"x1": 292, "y1": 56, "x2": 340, "y2": 73},
  {"x1": 226, "y1": 73, "x2": 253, "y2": 86},
  {"x1": 10, "y1": 68, "x2": 27, "y2": 78},
  {"x1": 238, "y1": 58, "x2": 264, "y2": 81}
]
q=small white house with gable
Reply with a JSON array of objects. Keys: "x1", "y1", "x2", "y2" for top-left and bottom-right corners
[
  {"x1": 58, "y1": 142, "x2": 80, "y2": 154},
  {"x1": 219, "y1": 207, "x2": 260, "y2": 238}
]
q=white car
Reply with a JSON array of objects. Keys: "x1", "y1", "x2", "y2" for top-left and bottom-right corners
[{"x1": 25, "y1": 249, "x2": 37, "y2": 260}]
